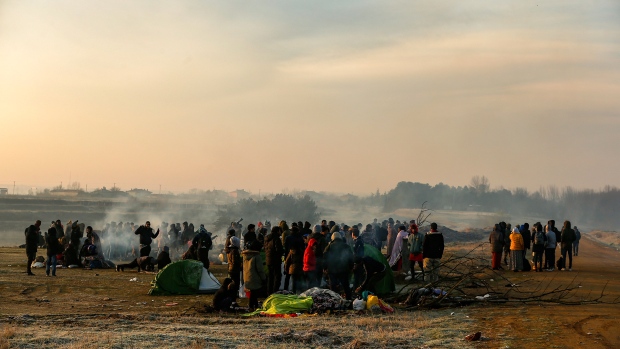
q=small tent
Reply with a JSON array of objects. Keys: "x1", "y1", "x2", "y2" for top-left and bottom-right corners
[
  {"x1": 364, "y1": 245, "x2": 396, "y2": 295},
  {"x1": 148, "y1": 260, "x2": 221, "y2": 295}
]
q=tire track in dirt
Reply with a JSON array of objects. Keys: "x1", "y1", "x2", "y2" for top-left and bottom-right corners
[{"x1": 572, "y1": 315, "x2": 615, "y2": 349}]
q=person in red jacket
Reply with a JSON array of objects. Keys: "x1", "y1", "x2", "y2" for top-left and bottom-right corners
[{"x1": 303, "y1": 237, "x2": 318, "y2": 289}]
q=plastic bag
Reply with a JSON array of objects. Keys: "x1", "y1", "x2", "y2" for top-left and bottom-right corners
[
  {"x1": 366, "y1": 295, "x2": 379, "y2": 310},
  {"x1": 352, "y1": 298, "x2": 366, "y2": 311}
]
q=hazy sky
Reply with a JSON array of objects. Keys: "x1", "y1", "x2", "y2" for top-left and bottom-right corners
[{"x1": 1, "y1": 1, "x2": 619, "y2": 195}]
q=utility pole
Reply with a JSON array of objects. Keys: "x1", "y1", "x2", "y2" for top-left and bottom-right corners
[
  {"x1": 159, "y1": 184, "x2": 161, "y2": 195},
  {"x1": 13, "y1": 181, "x2": 15, "y2": 195}
]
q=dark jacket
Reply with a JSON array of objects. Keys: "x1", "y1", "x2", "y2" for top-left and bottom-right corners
[
  {"x1": 560, "y1": 228, "x2": 576, "y2": 249},
  {"x1": 422, "y1": 232, "x2": 444, "y2": 259},
  {"x1": 488, "y1": 229, "x2": 504, "y2": 253},
  {"x1": 264, "y1": 231, "x2": 284, "y2": 266},
  {"x1": 156, "y1": 251, "x2": 172, "y2": 270},
  {"x1": 284, "y1": 233, "x2": 305, "y2": 275},
  {"x1": 46, "y1": 229, "x2": 61, "y2": 256},
  {"x1": 25, "y1": 225, "x2": 39, "y2": 253},
  {"x1": 135, "y1": 225, "x2": 159, "y2": 245},
  {"x1": 353, "y1": 238, "x2": 365, "y2": 259},
  {"x1": 521, "y1": 228, "x2": 531, "y2": 250},
  {"x1": 323, "y1": 239, "x2": 354, "y2": 274},
  {"x1": 309, "y1": 232, "x2": 327, "y2": 260}
]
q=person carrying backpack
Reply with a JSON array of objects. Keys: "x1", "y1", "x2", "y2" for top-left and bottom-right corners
[
  {"x1": 193, "y1": 225, "x2": 212, "y2": 269},
  {"x1": 531, "y1": 223, "x2": 546, "y2": 272}
]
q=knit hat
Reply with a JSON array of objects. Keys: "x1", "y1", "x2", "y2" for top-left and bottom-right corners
[
  {"x1": 163, "y1": 246, "x2": 169, "y2": 253},
  {"x1": 512, "y1": 227, "x2": 520, "y2": 233},
  {"x1": 331, "y1": 232, "x2": 342, "y2": 241},
  {"x1": 313, "y1": 224, "x2": 321, "y2": 234}
]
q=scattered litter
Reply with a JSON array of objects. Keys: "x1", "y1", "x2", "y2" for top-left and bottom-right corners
[
  {"x1": 102, "y1": 297, "x2": 111, "y2": 301},
  {"x1": 489, "y1": 279, "x2": 494, "y2": 282},
  {"x1": 505, "y1": 283, "x2": 520, "y2": 288},
  {"x1": 136, "y1": 302, "x2": 147, "y2": 305},
  {"x1": 451, "y1": 312, "x2": 455, "y2": 315},
  {"x1": 404, "y1": 275, "x2": 412, "y2": 281},
  {"x1": 587, "y1": 332, "x2": 592, "y2": 335},
  {"x1": 7, "y1": 265, "x2": 11, "y2": 267},
  {"x1": 129, "y1": 277, "x2": 138, "y2": 282},
  {"x1": 166, "y1": 303, "x2": 179, "y2": 306}
]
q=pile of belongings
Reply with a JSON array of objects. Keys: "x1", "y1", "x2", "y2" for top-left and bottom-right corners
[
  {"x1": 148, "y1": 260, "x2": 221, "y2": 295},
  {"x1": 243, "y1": 294, "x2": 314, "y2": 317},
  {"x1": 31, "y1": 256, "x2": 46, "y2": 268},
  {"x1": 299, "y1": 287, "x2": 351, "y2": 313},
  {"x1": 354, "y1": 291, "x2": 394, "y2": 313}
]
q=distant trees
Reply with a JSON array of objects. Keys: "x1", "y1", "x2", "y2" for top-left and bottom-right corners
[{"x1": 213, "y1": 194, "x2": 319, "y2": 231}]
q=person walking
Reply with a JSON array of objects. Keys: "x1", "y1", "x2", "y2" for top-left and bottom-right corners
[{"x1": 134, "y1": 221, "x2": 159, "y2": 257}]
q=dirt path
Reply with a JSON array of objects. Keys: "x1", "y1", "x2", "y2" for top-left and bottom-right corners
[{"x1": 467, "y1": 235, "x2": 620, "y2": 349}]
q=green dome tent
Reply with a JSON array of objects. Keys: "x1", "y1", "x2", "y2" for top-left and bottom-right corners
[
  {"x1": 148, "y1": 260, "x2": 221, "y2": 296},
  {"x1": 364, "y1": 244, "x2": 396, "y2": 295}
]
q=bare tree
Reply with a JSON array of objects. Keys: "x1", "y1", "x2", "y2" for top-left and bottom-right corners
[{"x1": 470, "y1": 175, "x2": 490, "y2": 195}]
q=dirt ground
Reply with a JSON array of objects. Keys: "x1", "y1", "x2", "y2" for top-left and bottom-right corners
[{"x1": 1, "y1": 235, "x2": 619, "y2": 348}]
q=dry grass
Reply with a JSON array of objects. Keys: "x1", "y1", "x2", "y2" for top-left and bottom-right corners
[{"x1": 0, "y1": 326, "x2": 16, "y2": 349}]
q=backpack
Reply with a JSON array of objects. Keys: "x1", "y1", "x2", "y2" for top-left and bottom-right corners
[
  {"x1": 556, "y1": 257, "x2": 565, "y2": 270},
  {"x1": 534, "y1": 231, "x2": 546, "y2": 246},
  {"x1": 198, "y1": 233, "x2": 212, "y2": 251}
]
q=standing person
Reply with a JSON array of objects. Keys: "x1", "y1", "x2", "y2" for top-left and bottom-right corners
[
  {"x1": 134, "y1": 221, "x2": 159, "y2": 257},
  {"x1": 310, "y1": 225, "x2": 328, "y2": 287},
  {"x1": 489, "y1": 224, "x2": 504, "y2": 270},
  {"x1": 25, "y1": 220, "x2": 41, "y2": 276},
  {"x1": 521, "y1": 223, "x2": 531, "y2": 253},
  {"x1": 284, "y1": 226, "x2": 305, "y2": 293},
  {"x1": 544, "y1": 224, "x2": 557, "y2": 271},
  {"x1": 560, "y1": 220, "x2": 576, "y2": 271},
  {"x1": 303, "y1": 237, "x2": 318, "y2": 289},
  {"x1": 388, "y1": 225, "x2": 409, "y2": 272},
  {"x1": 573, "y1": 226, "x2": 581, "y2": 256},
  {"x1": 243, "y1": 224, "x2": 257, "y2": 250},
  {"x1": 192, "y1": 225, "x2": 212, "y2": 269},
  {"x1": 422, "y1": 223, "x2": 444, "y2": 283},
  {"x1": 502, "y1": 222, "x2": 511, "y2": 266},
  {"x1": 531, "y1": 223, "x2": 546, "y2": 272},
  {"x1": 45, "y1": 227, "x2": 61, "y2": 277},
  {"x1": 264, "y1": 226, "x2": 284, "y2": 294},
  {"x1": 408, "y1": 223, "x2": 425, "y2": 280},
  {"x1": 386, "y1": 220, "x2": 397, "y2": 256},
  {"x1": 509, "y1": 227, "x2": 524, "y2": 272},
  {"x1": 351, "y1": 227, "x2": 365, "y2": 290},
  {"x1": 242, "y1": 240, "x2": 267, "y2": 311},
  {"x1": 324, "y1": 233, "x2": 354, "y2": 300},
  {"x1": 224, "y1": 229, "x2": 242, "y2": 288}
]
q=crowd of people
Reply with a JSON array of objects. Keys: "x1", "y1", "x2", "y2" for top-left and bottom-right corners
[
  {"x1": 488, "y1": 220, "x2": 581, "y2": 272},
  {"x1": 24, "y1": 216, "x2": 582, "y2": 311}
]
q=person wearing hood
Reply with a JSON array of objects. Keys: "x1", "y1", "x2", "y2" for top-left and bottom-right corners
[
  {"x1": 389, "y1": 225, "x2": 409, "y2": 272},
  {"x1": 264, "y1": 226, "x2": 284, "y2": 294},
  {"x1": 303, "y1": 236, "x2": 318, "y2": 289},
  {"x1": 544, "y1": 224, "x2": 557, "y2": 271},
  {"x1": 488, "y1": 224, "x2": 504, "y2": 270},
  {"x1": 560, "y1": 220, "x2": 576, "y2": 271},
  {"x1": 243, "y1": 224, "x2": 257, "y2": 250},
  {"x1": 134, "y1": 221, "x2": 159, "y2": 257},
  {"x1": 279, "y1": 221, "x2": 291, "y2": 246},
  {"x1": 225, "y1": 229, "x2": 242, "y2": 288},
  {"x1": 509, "y1": 227, "x2": 525, "y2": 272},
  {"x1": 45, "y1": 227, "x2": 62, "y2": 276},
  {"x1": 243, "y1": 240, "x2": 267, "y2": 310},
  {"x1": 323, "y1": 233, "x2": 354, "y2": 300}
]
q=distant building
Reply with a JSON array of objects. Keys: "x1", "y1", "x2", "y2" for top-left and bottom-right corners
[
  {"x1": 228, "y1": 189, "x2": 251, "y2": 199},
  {"x1": 127, "y1": 188, "x2": 152, "y2": 198},
  {"x1": 49, "y1": 189, "x2": 81, "y2": 197},
  {"x1": 0, "y1": 188, "x2": 8, "y2": 195}
]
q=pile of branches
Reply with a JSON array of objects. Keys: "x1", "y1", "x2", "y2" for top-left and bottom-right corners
[{"x1": 387, "y1": 243, "x2": 620, "y2": 309}]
